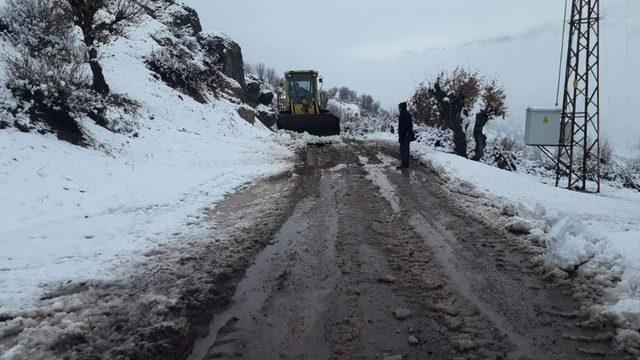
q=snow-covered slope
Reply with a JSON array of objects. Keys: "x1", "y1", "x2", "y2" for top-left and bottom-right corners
[
  {"x1": 412, "y1": 143, "x2": 640, "y2": 352},
  {"x1": 0, "y1": 5, "x2": 293, "y2": 313}
]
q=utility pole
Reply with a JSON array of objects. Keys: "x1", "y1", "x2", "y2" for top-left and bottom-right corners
[{"x1": 556, "y1": 0, "x2": 601, "y2": 192}]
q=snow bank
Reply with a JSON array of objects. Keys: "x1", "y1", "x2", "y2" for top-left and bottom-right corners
[
  {"x1": 328, "y1": 99, "x2": 361, "y2": 120},
  {"x1": 0, "y1": 15, "x2": 294, "y2": 313},
  {"x1": 412, "y1": 143, "x2": 640, "y2": 350}
]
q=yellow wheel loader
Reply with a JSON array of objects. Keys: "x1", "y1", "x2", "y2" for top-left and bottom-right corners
[{"x1": 277, "y1": 70, "x2": 340, "y2": 136}]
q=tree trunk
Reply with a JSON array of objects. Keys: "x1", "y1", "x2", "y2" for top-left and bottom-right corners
[
  {"x1": 449, "y1": 117, "x2": 467, "y2": 158},
  {"x1": 432, "y1": 81, "x2": 467, "y2": 158},
  {"x1": 88, "y1": 48, "x2": 110, "y2": 95},
  {"x1": 445, "y1": 100, "x2": 467, "y2": 158},
  {"x1": 472, "y1": 112, "x2": 488, "y2": 161}
]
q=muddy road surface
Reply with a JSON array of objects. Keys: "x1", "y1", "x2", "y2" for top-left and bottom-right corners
[{"x1": 188, "y1": 141, "x2": 628, "y2": 360}]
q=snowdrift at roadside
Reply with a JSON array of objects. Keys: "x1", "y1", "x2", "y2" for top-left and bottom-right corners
[{"x1": 412, "y1": 143, "x2": 640, "y2": 352}]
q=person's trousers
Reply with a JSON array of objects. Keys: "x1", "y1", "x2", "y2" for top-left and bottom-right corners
[{"x1": 400, "y1": 138, "x2": 410, "y2": 168}]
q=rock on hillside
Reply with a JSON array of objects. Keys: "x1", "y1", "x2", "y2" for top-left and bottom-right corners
[{"x1": 148, "y1": 1, "x2": 271, "y2": 121}]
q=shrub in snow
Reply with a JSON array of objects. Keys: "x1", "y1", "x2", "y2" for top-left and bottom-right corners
[
  {"x1": 327, "y1": 86, "x2": 384, "y2": 118},
  {"x1": 415, "y1": 126, "x2": 454, "y2": 152},
  {"x1": 331, "y1": 99, "x2": 393, "y2": 137},
  {"x1": 342, "y1": 113, "x2": 395, "y2": 137},
  {"x1": 600, "y1": 141, "x2": 640, "y2": 191},
  {"x1": 0, "y1": 0, "x2": 140, "y2": 142},
  {"x1": 481, "y1": 139, "x2": 522, "y2": 172},
  {"x1": 410, "y1": 68, "x2": 507, "y2": 159},
  {"x1": 617, "y1": 159, "x2": 640, "y2": 190},
  {"x1": 337, "y1": 86, "x2": 358, "y2": 103},
  {"x1": 3, "y1": 47, "x2": 91, "y2": 141},
  {"x1": 0, "y1": 0, "x2": 89, "y2": 142},
  {"x1": 1, "y1": 0, "x2": 73, "y2": 58},
  {"x1": 325, "y1": 86, "x2": 389, "y2": 137}
]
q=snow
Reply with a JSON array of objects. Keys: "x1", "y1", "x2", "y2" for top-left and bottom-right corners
[
  {"x1": 411, "y1": 143, "x2": 640, "y2": 346},
  {"x1": 0, "y1": 16, "x2": 293, "y2": 313},
  {"x1": 328, "y1": 99, "x2": 361, "y2": 119},
  {"x1": 504, "y1": 216, "x2": 536, "y2": 234},
  {"x1": 358, "y1": 155, "x2": 400, "y2": 214}
]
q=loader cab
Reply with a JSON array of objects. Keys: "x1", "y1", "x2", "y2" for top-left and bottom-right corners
[
  {"x1": 280, "y1": 70, "x2": 328, "y2": 115},
  {"x1": 287, "y1": 72, "x2": 315, "y2": 104}
]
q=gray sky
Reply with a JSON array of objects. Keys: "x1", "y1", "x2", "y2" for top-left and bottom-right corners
[{"x1": 184, "y1": 0, "x2": 564, "y2": 108}]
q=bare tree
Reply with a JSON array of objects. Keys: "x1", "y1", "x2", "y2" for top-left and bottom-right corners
[
  {"x1": 255, "y1": 62, "x2": 266, "y2": 81},
  {"x1": 244, "y1": 62, "x2": 254, "y2": 76},
  {"x1": 411, "y1": 68, "x2": 507, "y2": 159},
  {"x1": 359, "y1": 94, "x2": 374, "y2": 115},
  {"x1": 264, "y1": 67, "x2": 278, "y2": 87},
  {"x1": 59, "y1": 0, "x2": 148, "y2": 94},
  {"x1": 429, "y1": 68, "x2": 481, "y2": 157},
  {"x1": 338, "y1": 87, "x2": 357, "y2": 102},
  {"x1": 326, "y1": 87, "x2": 338, "y2": 99},
  {"x1": 372, "y1": 101, "x2": 381, "y2": 115}
]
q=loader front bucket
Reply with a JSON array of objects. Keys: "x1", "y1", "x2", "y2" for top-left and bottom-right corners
[{"x1": 277, "y1": 113, "x2": 341, "y2": 136}]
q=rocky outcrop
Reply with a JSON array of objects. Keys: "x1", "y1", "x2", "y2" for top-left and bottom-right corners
[
  {"x1": 256, "y1": 106, "x2": 277, "y2": 128},
  {"x1": 244, "y1": 74, "x2": 261, "y2": 106},
  {"x1": 147, "y1": 1, "x2": 250, "y2": 103},
  {"x1": 243, "y1": 75, "x2": 277, "y2": 127},
  {"x1": 151, "y1": 1, "x2": 246, "y2": 91},
  {"x1": 198, "y1": 34, "x2": 245, "y2": 90},
  {"x1": 237, "y1": 105, "x2": 256, "y2": 124},
  {"x1": 259, "y1": 91, "x2": 274, "y2": 106},
  {"x1": 165, "y1": 4, "x2": 202, "y2": 36},
  {"x1": 147, "y1": 0, "x2": 279, "y2": 126},
  {"x1": 245, "y1": 75, "x2": 275, "y2": 106}
]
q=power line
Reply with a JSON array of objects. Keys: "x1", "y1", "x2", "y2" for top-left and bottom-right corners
[{"x1": 556, "y1": 0, "x2": 570, "y2": 107}]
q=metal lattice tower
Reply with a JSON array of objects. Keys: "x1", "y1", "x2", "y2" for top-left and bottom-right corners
[{"x1": 556, "y1": 0, "x2": 601, "y2": 192}]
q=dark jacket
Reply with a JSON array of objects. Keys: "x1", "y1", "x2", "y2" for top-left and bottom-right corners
[{"x1": 398, "y1": 110, "x2": 414, "y2": 142}]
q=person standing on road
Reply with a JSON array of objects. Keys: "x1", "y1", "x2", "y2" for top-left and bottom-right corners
[{"x1": 397, "y1": 102, "x2": 414, "y2": 169}]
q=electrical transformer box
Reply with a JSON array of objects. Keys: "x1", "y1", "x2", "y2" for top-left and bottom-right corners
[{"x1": 524, "y1": 108, "x2": 566, "y2": 146}]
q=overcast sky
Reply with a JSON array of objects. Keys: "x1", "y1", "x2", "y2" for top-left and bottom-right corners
[{"x1": 184, "y1": 0, "x2": 565, "y2": 107}]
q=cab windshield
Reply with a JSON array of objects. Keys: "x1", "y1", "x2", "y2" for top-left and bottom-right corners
[{"x1": 288, "y1": 74, "x2": 314, "y2": 102}]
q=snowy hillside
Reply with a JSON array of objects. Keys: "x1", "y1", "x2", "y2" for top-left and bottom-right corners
[{"x1": 0, "y1": 1, "x2": 292, "y2": 316}]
